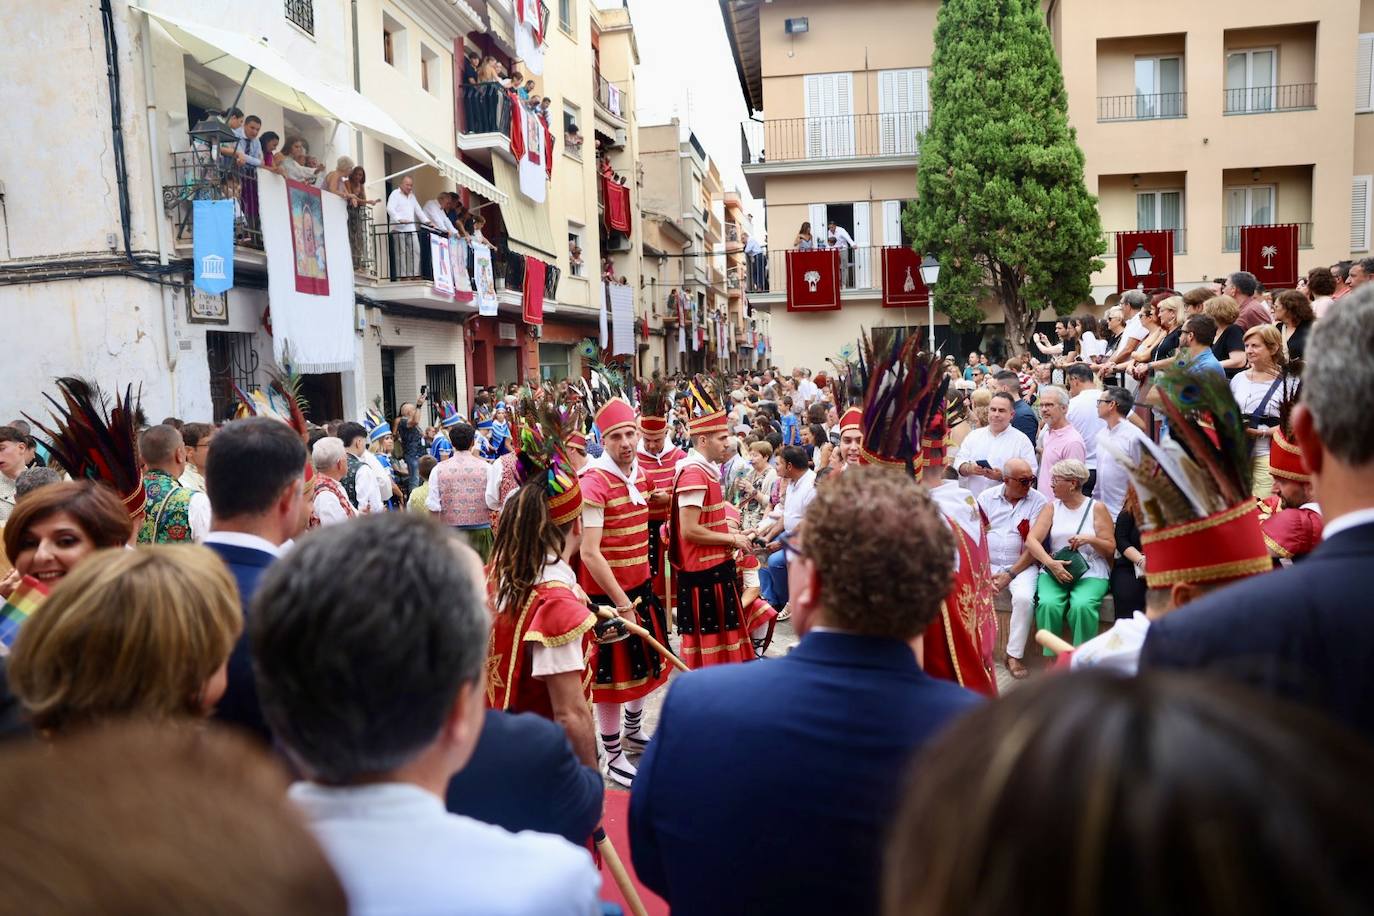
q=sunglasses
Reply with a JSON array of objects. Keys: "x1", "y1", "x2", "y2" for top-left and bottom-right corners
[{"x1": 1008, "y1": 476, "x2": 1036, "y2": 486}]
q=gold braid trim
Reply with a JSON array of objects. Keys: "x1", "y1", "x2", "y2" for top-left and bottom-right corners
[
  {"x1": 523, "y1": 612, "x2": 597, "y2": 648},
  {"x1": 1144, "y1": 555, "x2": 1274, "y2": 588},
  {"x1": 1141, "y1": 501, "x2": 1256, "y2": 544},
  {"x1": 939, "y1": 600, "x2": 965, "y2": 687},
  {"x1": 679, "y1": 638, "x2": 751, "y2": 657},
  {"x1": 1262, "y1": 532, "x2": 1292, "y2": 560}
]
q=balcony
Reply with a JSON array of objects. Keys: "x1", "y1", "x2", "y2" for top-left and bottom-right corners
[
  {"x1": 1101, "y1": 228, "x2": 1187, "y2": 256},
  {"x1": 163, "y1": 150, "x2": 264, "y2": 252},
  {"x1": 741, "y1": 246, "x2": 906, "y2": 300},
  {"x1": 284, "y1": 0, "x2": 313, "y2": 34},
  {"x1": 593, "y1": 71, "x2": 627, "y2": 121},
  {"x1": 1097, "y1": 92, "x2": 1187, "y2": 122},
  {"x1": 362, "y1": 224, "x2": 558, "y2": 309},
  {"x1": 1223, "y1": 222, "x2": 1313, "y2": 253},
  {"x1": 1222, "y1": 83, "x2": 1316, "y2": 115},
  {"x1": 459, "y1": 83, "x2": 514, "y2": 160},
  {"x1": 742, "y1": 112, "x2": 928, "y2": 165}
]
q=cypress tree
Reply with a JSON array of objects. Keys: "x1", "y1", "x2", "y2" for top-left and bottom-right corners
[{"x1": 905, "y1": 0, "x2": 1104, "y2": 351}]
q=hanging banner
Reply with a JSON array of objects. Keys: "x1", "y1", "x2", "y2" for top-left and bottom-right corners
[
  {"x1": 598, "y1": 279, "x2": 609, "y2": 348},
  {"x1": 1114, "y1": 229, "x2": 1175, "y2": 293},
  {"x1": 602, "y1": 176, "x2": 631, "y2": 233},
  {"x1": 519, "y1": 106, "x2": 547, "y2": 203},
  {"x1": 192, "y1": 198, "x2": 234, "y2": 294},
  {"x1": 451, "y1": 238, "x2": 473, "y2": 302},
  {"x1": 284, "y1": 179, "x2": 330, "y2": 296},
  {"x1": 881, "y1": 246, "x2": 929, "y2": 308},
  {"x1": 607, "y1": 84, "x2": 623, "y2": 117},
  {"x1": 523, "y1": 257, "x2": 547, "y2": 325},
  {"x1": 785, "y1": 249, "x2": 842, "y2": 312},
  {"x1": 610, "y1": 282, "x2": 635, "y2": 356},
  {"x1": 1240, "y1": 224, "x2": 1299, "y2": 290},
  {"x1": 515, "y1": 0, "x2": 544, "y2": 74},
  {"x1": 430, "y1": 234, "x2": 454, "y2": 299},
  {"x1": 472, "y1": 240, "x2": 498, "y2": 317}
]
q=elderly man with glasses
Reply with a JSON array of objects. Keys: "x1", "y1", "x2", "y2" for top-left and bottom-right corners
[{"x1": 977, "y1": 458, "x2": 1048, "y2": 679}]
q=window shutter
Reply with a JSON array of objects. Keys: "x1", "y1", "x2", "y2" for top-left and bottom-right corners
[
  {"x1": 809, "y1": 203, "x2": 828, "y2": 241},
  {"x1": 1352, "y1": 176, "x2": 1371, "y2": 252},
  {"x1": 1357, "y1": 34, "x2": 1374, "y2": 112},
  {"x1": 805, "y1": 75, "x2": 824, "y2": 159},
  {"x1": 879, "y1": 71, "x2": 895, "y2": 155},
  {"x1": 883, "y1": 200, "x2": 902, "y2": 247},
  {"x1": 834, "y1": 72, "x2": 853, "y2": 157}
]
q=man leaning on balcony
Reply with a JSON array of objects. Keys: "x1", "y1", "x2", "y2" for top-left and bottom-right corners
[{"x1": 386, "y1": 175, "x2": 440, "y2": 281}]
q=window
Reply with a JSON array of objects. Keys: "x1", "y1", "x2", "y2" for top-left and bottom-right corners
[
  {"x1": 1357, "y1": 34, "x2": 1374, "y2": 112},
  {"x1": 563, "y1": 100, "x2": 582, "y2": 157},
  {"x1": 803, "y1": 72, "x2": 854, "y2": 159},
  {"x1": 882, "y1": 199, "x2": 916, "y2": 247},
  {"x1": 539, "y1": 344, "x2": 573, "y2": 382},
  {"x1": 1134, "y1": 56, "x2": 1182, "y2": 118},
  {"x1": 1224, "y1": 185, "x2": 1274, "y2": 251},
  {"x1": 284, "y1": 0, "x2": 314, "y2": 35},
  {"x1": 568, "y1": 223, "x2": 585, "y2": 276},
  {"x1": 420, "y1": 44, "x2": 438, "y2": 93},
  {"x1": 1225, "y1": 48, "x2": 1277, "y2": 113},
  {"x1": 1136, "y1": 190, "x2": 1185, "y2": 252},
  {"x1": 1353, "y1": 176, "x2": 1371, "y2": 252},
  {"x1": 559, "y1": 0, "x2": 575, "y2": 34},
  {"x1": 877, "y1": 69, "x2": 928, "y2": 155},
  {"x1": 382, "y1": 12, "x2": 407, "y2": 71}
]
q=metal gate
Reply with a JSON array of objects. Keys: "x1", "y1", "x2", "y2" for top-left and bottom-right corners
[{"x1": 206, "y1": 331, "x2": 260, "y2": 422}]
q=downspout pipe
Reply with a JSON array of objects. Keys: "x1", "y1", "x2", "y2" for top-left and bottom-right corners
[{"x1": 139, "y1": 9, "x2": 181, "y2": 382}]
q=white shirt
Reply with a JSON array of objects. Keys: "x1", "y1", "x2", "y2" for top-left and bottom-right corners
[
  {"x1": 1079, "y1": 331, "x2": 1108, "y2": 359},
  {"x1": 977, "y1": 484, "x2": 1049, "y2": 572},
  {"x1": 313, "y1": 487, "x2": 353, "y2": 526},
  {"x1": 483, "y1": 458, "x2": 506, "y2": 512},
  {"x1": 353, "y1": 454, "x2": 385, "y2": 514},
  {"x1": 744, "y1": 237, "x2": 765, "y2": 256},
  {"x1": 1070, "y1": 612, "x2": 1151, "y2": 675},
  {"x1": 422, "y1": 200, "x2": 457, "y2": 235},
  {"x1": 954, "y1": 425, "x2": 1038, "y2": 498},
  {"x1": 1067, "y1": 388, "x2": 1108, "y2": 470},
  {"x1": 796, "y1": 378, "x2": 819, "y2": 406},
  {"x1": 279, "y1": 157, "x2": 323, "y2": 185},
  {"x1": 781, "y1": 469, "x2": 817, "y2": 535},
  {"x1": 1093, "y1": 420, "x2": 1149, "y2": 519},
  {"x1": 1115, "y1": 313, "x2": 1146, "y2": 356},
  {"x1": 188, "y1": 491, "x2": 212, "y2": 542},
  {"x1": 827, "y1": 225, "x2": 855, "y2": 250},
  {"x1": 386, "y1": 189, "x2": 433, "y2": 232},
  {"x1": 290, "y1": 782, "x2": 601, "y2": 916},
  {"x1": 1230, "y1": 371, "x2": 1295, "y2": 458},
  {"x1": 202, "y1": 530, "x2": 283, "y2": 558},
  {"x1": 529, "y1": 558, "x2": 586, "y2": 677}
]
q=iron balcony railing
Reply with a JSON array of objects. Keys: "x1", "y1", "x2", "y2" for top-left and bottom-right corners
[
  {"x1": 593, "y1": 71, "x2": 627, "y2": 119},
  {"x1": 366, "y1": 225, "x2": 560, "y2": 300},
  {"x1": 1222, "y1": 222, "x2": 1313, "y2": 253},
  {"x1": 462, "y1": 82, "x2": 513, "y2": 136},
  {"x1": 1097, "y1": 92, "x2": 1187, "y2": 122},
  {"x1": 163, "y1": 150, "x2": 264, "y2": 250},
  {"x1": 1223, "y1": 83, "x2": 1317, "y2": 115},
  {"x1": 741, "y1": 111, "x2": 930, "y2": 165},
  {"x1": 1100, "y1": 228, "x2": 1187, "y2": 256},
  {"x1": 744, "y1": 245, "x2": 904, "y2": 295},
  {"x1": 284, "y1": 0, "x2": 313, "y2": 34}
]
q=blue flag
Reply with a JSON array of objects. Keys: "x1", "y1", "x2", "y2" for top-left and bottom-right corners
[{"x1": 193, "y1": 198, "x2": 235, "y2": 294}]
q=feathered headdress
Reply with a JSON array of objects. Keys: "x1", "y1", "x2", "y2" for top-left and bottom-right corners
[
  {"x1": 827, "y1": 354, "x2": 864, "y2": 437},
  {"x1": 637, "y1": 376, "x2": 671, "y2": 434},
  {"x1": 233, "y1": 346, "x2": 310, "y2": 441},
  {"x1": 439, "y1": 400, "x2": 464, "y2": 430},
  {"x1": 1101, "y1": 362, "x2": 1270, "y2": 588},
  {"x1": 363, "y1": 396, "x2": 392, "y2": 444},
  {"x1": 26, "y1": 378, "x2": 146, "y2": 519},
  {"x1": 853, "y1": 331, "x2": 948, "y2": 473},
  {"x1": 683, "y1": 373, "x2": 729, "y2": 437},
  {"x1": 577, "y1": 353, "x2": 638, "y2": 438},
  {"x1": 514, "y1": 390, "x2": 584, "y2": 525}
]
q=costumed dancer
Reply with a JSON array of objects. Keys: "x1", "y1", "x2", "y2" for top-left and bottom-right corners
[
  {"x1": 723, "y1": 502, "x2": 778, "y2": 656},
  {"x1": 577, "y1": 373, "x2": 671, "y2": 788},
  {"x1": 429, "y1": 401, "x2": 462, "y2": 461},
  {"x1": 480, "y1": 404, "x2": 513, "y2": 459},
  {"x1": 670, "y1": 375, "x2": 766, "y2": 670},
  {"x1": 362, "y1": 404, "x2": 400, "y2": 510},
  {"x1": 486, "y1": 393, "x2": 598, "y2": 768},
  {"x1": 851, "y1": 332, "x2": 1000, "y2": 697},
  {"x1": 15, "y1": 378, "x2": 146, "y2": 624},
  {"x1": 826, "y1": 359, "x2": 865, "y2": 470},
  {"x1": 635, "y1": 377, "x2": 686, "y2": 614},
  {"x1": 1259, "y1": 395, "x2": 1323, "y2": 565},
  {"x1": 1070, "y1": 361, "x2": 1273, "y2": 673}
]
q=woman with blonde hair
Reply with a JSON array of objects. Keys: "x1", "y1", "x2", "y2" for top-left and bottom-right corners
[
  {"x1": 1232, "y1": 323, "x2": 1295, "y2": 498},
  {"x1": 7, "y1": 546, "x2": 242, "y2": 734},
  {"x1": 1205, "y1": 294, "x2": 1247, "y2": 376},
  {"x1": 969, "y1": 387, "x2": 994, "y2": 429}
]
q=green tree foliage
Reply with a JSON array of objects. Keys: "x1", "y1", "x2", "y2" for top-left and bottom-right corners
[{"x1": 904, "y1": 0, "x2": 1104, "y2": 352}]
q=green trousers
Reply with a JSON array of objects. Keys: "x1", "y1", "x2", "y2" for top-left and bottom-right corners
[
  {"x1": 1035, "y1": 572, "x2": 1109, "y2": 655},
  {"x1": 459, "y1": 526, "x2": 494, "y2": 565}
]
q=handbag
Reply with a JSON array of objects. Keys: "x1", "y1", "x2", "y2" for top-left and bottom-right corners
[{"x1": 1050, "y1": 499, "x2": 1095, "y2": 583}]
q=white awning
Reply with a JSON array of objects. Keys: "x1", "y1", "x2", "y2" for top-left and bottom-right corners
[
  {"x1": 415, "y1": 140, "x2": 508, "y2": 206},
  {"x1": 136, "y1": 6, "x2": 437, "y2": 168},
  {"x1": 491, "y1": 157, "x2": 557, "y2": 261}
]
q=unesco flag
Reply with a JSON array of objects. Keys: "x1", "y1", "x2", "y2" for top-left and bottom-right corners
[{"x1": 193, "y1": 198, "x2": 235, "y2": 294}]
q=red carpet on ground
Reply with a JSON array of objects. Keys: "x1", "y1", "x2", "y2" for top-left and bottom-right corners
[{"x1": 600, "y1": 788, "x2": 668, "y2": 916}]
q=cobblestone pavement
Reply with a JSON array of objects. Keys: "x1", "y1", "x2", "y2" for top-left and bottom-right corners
[{"x1": 604, "y1": 619, "x2": 1021, "y2": 788}]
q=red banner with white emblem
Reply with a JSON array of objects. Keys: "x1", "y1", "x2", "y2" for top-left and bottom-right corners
[
  {"x1": 1114, "y1": 230, "x2": 1174, "y2": 293},
  {"x1": 785, "y1": 249, "x2": 841, "y2": 312},
  {"x1": 1240, "y1": 224, "x2": 1299, "y2": 290},
  {"x1": 881, "y1": 246, "x2": 930, "y2": 308}
]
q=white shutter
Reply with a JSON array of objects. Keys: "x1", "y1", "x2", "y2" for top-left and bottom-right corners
[
  {"x1": 805, "y1": 74, "x2": 824, "y2": 159},
  {"x1": 878, "y1": 71, "x2": 896, "y2": 155},
  {"x1": 1357, "y1": 34, "x2": 1374, "y2": 112},
  {"x1": 883, "y1": 200, "x2": 902, "y2": 247},
  {"x1": 808, "y1": 203, "x2": 828, "y2": 242},
  {"x1": 1352, "y1": 176, "x2": 1371, "y2": 252},
  {"x1": 852, "y1": 202, "x2": 871, "y2": 288},
  {"x1": 834, "y1": 72, "x2": 853, "y2": 157}
]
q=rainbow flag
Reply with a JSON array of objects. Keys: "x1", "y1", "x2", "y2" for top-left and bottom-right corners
[{"x1": 0, "y1": 575, "x2": 49, "y2": 652}]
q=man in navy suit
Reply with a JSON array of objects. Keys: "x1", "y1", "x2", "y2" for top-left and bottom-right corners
[
  {"x1": 1142, "y1": 288, "x2": 1374, "y2": 742},
  {"x1": 445, "y1": 709, "x2": 603, "y2": 846},
  {"x1": 630, "y1": 467, "x2": 981, "y2": 916},
  {"x1": 202, "y1": 417, "x2": 307, "y2": 743}
]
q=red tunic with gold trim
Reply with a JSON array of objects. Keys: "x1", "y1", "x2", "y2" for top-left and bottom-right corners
[
  {"x1": 1257, "y1": 496, "x2": 1324, "y2": 565},
  {"x1": 924, "y1": 481, "x2": 999, "y2": 697},
  {"x1": 637, "y1": 444, "x2": 687, "y2": 600},
  {"x1": 487, "y1": 578, "x2": 597, "y2": 719},
  {"x1": 579, "y1": 464, "x2": 672, "y2": 703},
  {"x1": 670, "y1": 456, "x2": 756, "y2": 668}
]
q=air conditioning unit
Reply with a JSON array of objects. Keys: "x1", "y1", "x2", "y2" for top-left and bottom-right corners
[
  {"x1": 612, "y1": 127, "x2": 628, "y2": 148},
  {"x1": 530, "y1": 323, "x2": 543, "y2": 339},
  {"x1": 606, "y1": 233, "x2": 632, "y2": 253},
  {"x1": 498, "y1": 321, "x2": 517, "y2": 341}
]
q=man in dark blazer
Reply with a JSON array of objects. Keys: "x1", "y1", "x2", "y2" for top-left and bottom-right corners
[
  {"x1": 1141, "y1": 289, "x2": 1374, "y2": 742},
  {"x1": 630, "y1": 467, "x2": 981, "y2": 916},
  {"x1": 202, "y1": 417, "x2": 307, "y2": 744},
  {"x1": 446, "y1": 709, "x2": 603, "y2": 846}
]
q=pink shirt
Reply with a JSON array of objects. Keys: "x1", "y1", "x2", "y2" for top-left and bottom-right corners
[{"x1": 1038, "y1": 423, "x2": 1087, "y2": 497}]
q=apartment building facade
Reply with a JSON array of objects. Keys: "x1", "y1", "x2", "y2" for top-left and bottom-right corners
[{"x1": 722, "y1": 0, "x2": 1374, "y2": 370}]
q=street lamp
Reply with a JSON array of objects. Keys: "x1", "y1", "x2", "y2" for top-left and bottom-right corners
[
  {"x1": 919, "y1": 255, "x2": 940, "y2": 352},
  {"x1": 1127, "y1": 243, "x2": 1154, "y2": 289}
]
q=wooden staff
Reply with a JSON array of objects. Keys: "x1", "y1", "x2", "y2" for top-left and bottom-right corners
[
  {"x1": 1034, "y1": 629, "x2": 1074, "y2": 656},
  {"x1": 596, "y1": 605, "x2": 691, "y2": 674},
  {"x1": 595, "y1": 827, "x2": 649, "y2": 916}
]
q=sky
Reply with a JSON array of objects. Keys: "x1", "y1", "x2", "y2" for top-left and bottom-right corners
[{"x1": 607, "y1": 0, "x2": 768, "y2": 238}]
